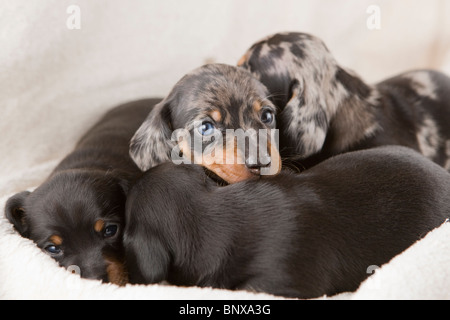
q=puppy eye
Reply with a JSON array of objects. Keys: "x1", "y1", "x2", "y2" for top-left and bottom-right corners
[
  {"x1": 104, "y1": 224, "x2": 118, "y2": 238},
  {"x1": 198, "y1": 122, "x2": 216, "y2": 136},
  {"x1": 45, "y1": 245, "x2": 62, "y2": 256},
  {"x1": 261, "y1": 110, "x2": 275, "y2": 124}
]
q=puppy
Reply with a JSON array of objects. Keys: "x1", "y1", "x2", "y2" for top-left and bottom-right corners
[
  {"x1": 124, "y1": 146, "x2": 450, "y2": 299},
  {"x1": 5, "y1": 99, "x2": 160, "y2": 285},
  {"x1": 130, "y1": 64, "x2": 282, "y2": 184},
  {"x1": 238, "y1": 32, "x2": 450, "y2": 170}
]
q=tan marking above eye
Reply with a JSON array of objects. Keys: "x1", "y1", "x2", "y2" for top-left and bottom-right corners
[
  {"x1": 94, "y1": 219, "x2": 105, "y2": 233},
  {"x1": 253, "y1": 101, "x2": 263, "y2": 113},
  {"x1": 209, "y1": 110, "x2": 222, "y2": 123},
  {"x1": 49, "y1": 235, "x2": 63, "y2": 246}
]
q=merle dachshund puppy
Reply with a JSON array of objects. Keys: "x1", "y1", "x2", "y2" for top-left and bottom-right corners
[
  {"x1": 5, "y1": 99, "x2": 160, "y2": 285},
  {"x1": 124, "y1": 146, "x2": 450, "y2": 299},
  {"x1": 238, "y1": 32, "x2": 450, "y2": 170},
  {"x1": 130, "y1": 64, "x2": 282, "y2": 184}
]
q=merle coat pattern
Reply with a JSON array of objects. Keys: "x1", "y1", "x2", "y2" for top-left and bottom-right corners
[
  {"x1": 130, "y1": 64, "x2": 282, "y2": 184},
  {"x1": 238, "y1": 32, "x2": 450, "y2": 170}
]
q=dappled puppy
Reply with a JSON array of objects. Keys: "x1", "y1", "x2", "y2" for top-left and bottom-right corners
[
  {"x1": 5, "y1": 99, "x2": 160, "y2": 285},
  {"x1": 124, "y1": 146, "x2": 450, "y2": 299},
  {"x1": 130, "y1": 64, "x2": 281, "y2": 184},
  {"x1": 238, "y1": 32, "x2": 450, "y2": 170}
]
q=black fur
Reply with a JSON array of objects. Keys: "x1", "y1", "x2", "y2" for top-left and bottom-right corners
[
  {"x1": 124, "y1": 146, "x2": 450, "y2": 298},
  {"x1": 5, "y1": 98, "x2": 161, "y2": 285}
]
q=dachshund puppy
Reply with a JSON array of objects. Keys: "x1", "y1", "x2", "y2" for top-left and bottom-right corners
[
  {"x1": 124, "y1": 146, "x2": 450, "y2": 299},
  {"x1": 5, "y1": 99, "x2": 160, "y2": 285},
  {"x1": 130, "y1": 64, "x2": 282, "y2": 184},
  {"x1": 238, "y1": 32, "x2": 450, "y2": 170}
]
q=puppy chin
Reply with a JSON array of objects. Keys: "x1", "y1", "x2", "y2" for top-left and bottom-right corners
[
  {"x1": 104, "y1": 254, "x2": 128, "y2": 286},
  {"x1": 201, "y1": 148, "x2": 283, "y2": 183},
  {"x1": 187, "y1": 141, "x2": 283, "y2": 183},
  {"x1": 205, "y1": 154, "x2": 283, "y2": 183},
  {"x1": 205, "y1": 163, "x2": 256, "y2": 184}
]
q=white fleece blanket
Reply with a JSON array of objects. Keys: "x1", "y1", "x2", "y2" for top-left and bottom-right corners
[
  {"x1": 0, "y1": 203, "x2": 448, "y2": 300},
  {"x1": 1, "y1": 0, "x2": 450, "y2": 300}
]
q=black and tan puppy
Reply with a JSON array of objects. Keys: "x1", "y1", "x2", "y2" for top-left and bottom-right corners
[
  {"x1": 124, "y1": 146, "x2": 450, "y2": 299},
  {"x1": 5, "y1": 99, "x2": 160, "y2": 285},
  {"x1": 130, "y1": 64, "x2": 282, "y2": 184},
  {"x1": 238, "y1": 32, "x2": 450, "y2": 170}
]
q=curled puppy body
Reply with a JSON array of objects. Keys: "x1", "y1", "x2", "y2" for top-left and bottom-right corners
[
  {"x1": 238, "y1": 32, "x2": 450, "y2": 170},
  {"x1": 124, "y1": 146, "x2": 450, "y2": 299},
  {"x1": 5, "y1": 99, "x2": 161, "y2": 286},
  {"x1": 130, "y1": 64, "x2": 282, "y2": 184}
]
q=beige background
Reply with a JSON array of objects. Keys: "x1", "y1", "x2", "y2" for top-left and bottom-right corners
[
  {"x1": 1, "y1": 0, "x2": 450, "y2": 193},
  {"x1": 0, "y1": 0, "x2": 450, "y2": 300}
]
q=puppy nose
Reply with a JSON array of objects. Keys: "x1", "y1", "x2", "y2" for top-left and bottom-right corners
[{"x1": 245, "y1": 158, "x2": 272, "y2": 175}]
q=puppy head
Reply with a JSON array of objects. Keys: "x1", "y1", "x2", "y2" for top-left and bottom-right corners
[
  {"x1": 130, "y1": 64, "x2": 282, "y2": 184},
  {"x1": 238, "y1": 32, "x2": 374, "y2": 158},
  {"x1": 5, "y1": 170, "x2": 129, "y2": 286}
]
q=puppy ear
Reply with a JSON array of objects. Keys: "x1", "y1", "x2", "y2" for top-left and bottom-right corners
[
  {"x1": 5, "y1": 191, "x2": 31, "y2": 237},
  {"x1": 117, "y1": 178, "x2": 132, "y2": 196},
  {"x1": 279, "y1": 79, "x2": 331, "y2": 158},
  {"x1": 124, "y1": 227, "x2": 170, "y2": 285},
  {"x1": 130, "y1": 99, "x2": 174, "y2": 172},
  {"x1": 109, "y1": 170, "x2": 137, "y2": 196}
]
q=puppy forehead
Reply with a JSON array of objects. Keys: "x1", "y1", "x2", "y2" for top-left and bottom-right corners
[
  {"x1": 30, "y1": 201, "x2": 97, "y2": 232},
  {"x1": 174, "y1": 64, "x2": 269, "y2": 117},
  {"x1": 26, "y1": 181, "x2": 114, "y2": 232},
  {"x1": 193, "y1": 64, "x2": 266, "y2": 96},
  {"x1": 250, "y1": 32, "x2": 324, "y2": 55},
  {"x1": 245, "y1": 32, "x2": 330, "y2": 73},
  {"x1": 257, "y1": 32, "x2": 309, "y2": 45}
]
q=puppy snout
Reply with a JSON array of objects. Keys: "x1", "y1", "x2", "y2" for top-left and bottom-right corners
[
  {"x1": 245, "y1": 156, "x2": 272, "y2": 175},
  {"x1": 62, "y1": 260, "x2": 107, "y2": 283},
  {"x1": 244, "y1": 134, "x2": 273, "y2": 175}
]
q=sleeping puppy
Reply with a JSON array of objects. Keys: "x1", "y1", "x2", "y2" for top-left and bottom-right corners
[
  {"x1": 130, "y1": 64, "x2": 282, "y2": 184},
  {"x1": 238, "y1": 32, "x2": 450, "y2": 170},
  {"x1": 124, "y1": 146, "x2": 450, "y2": 299},
  {"x1": 4, "y1": 99, "x2": 161, "y2": 285}
]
